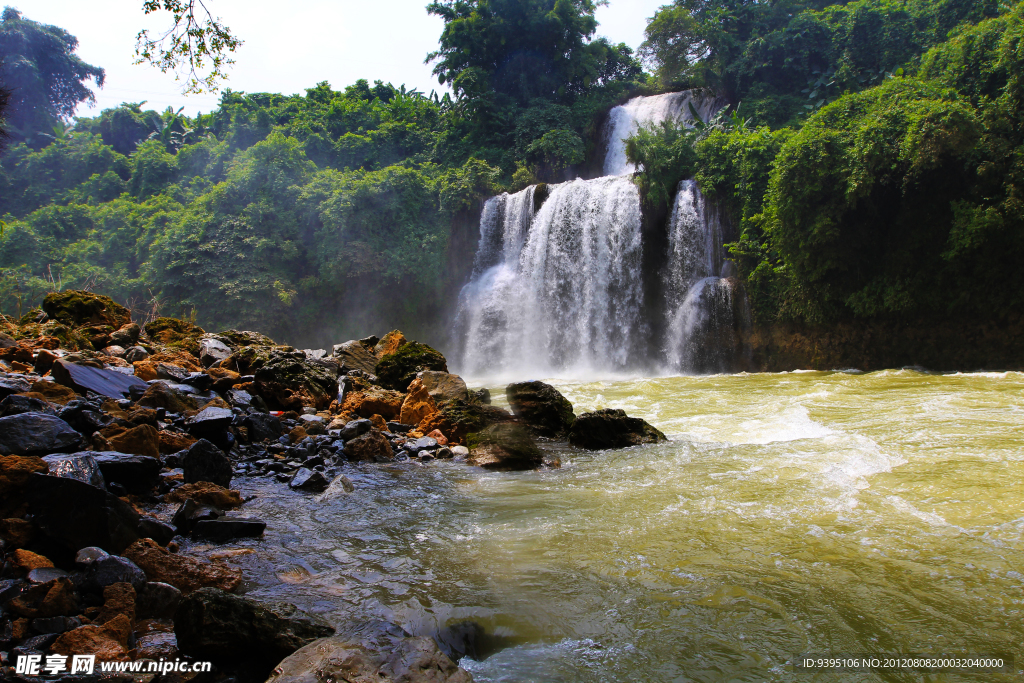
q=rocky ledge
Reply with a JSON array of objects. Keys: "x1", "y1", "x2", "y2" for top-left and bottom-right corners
[{"x1": 0, "y1": 290, "x2": 669, "y2": 682}]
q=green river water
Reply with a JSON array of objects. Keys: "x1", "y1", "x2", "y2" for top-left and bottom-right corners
[{"x1": 219, "y1": 370, "x2": 1024, "y2": 682}]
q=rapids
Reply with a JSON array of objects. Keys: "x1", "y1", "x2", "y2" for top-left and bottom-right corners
[{"x1": 209, "y1": 369, "x2": 1024, "y2": 682}]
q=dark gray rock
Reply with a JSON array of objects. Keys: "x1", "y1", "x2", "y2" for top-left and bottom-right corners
[
  {"x1": 332, "y1": 340, "x2": 378, "y2": 376},
  {"x1": 467, "y1": 423, "x2": 543, "y2": 471},
  {"x1": 506, "y1": 381, "x2": 576, "y2": 436},
  {"x1": 171, "y1": 498, "x2": 223, "y2": 533},
  {"x1": 183, "y1": 372, "x2": 213, "y2": 392},
  {"x1": 138, "y1": 517, "x2": 176, "y2": 545},
  {"x1": 266, "y1": 621, "x2": 473, "y2": 683},
  {"x1": 339, "y1": 418, "x2": 372, "y2": 440},
  {"x1": 0, "y1": 413, "x2": 82, "y2": 456},
  {"x1": 93, "y1": 452, "x2": 161, "y2": 494},
  {"x1": 199, "y1": 337, "x2": 232, "y2": 367},
  {"x1": 30, "y1": 616, "x2": 80, "y2": 635},
  {"x1": 181, "y1": 438, "x2": 232, "y2": 487},
  {"x1": 386, "y1": 421, "x2": 415, "y2": 433},
  {"x1": 109, "y1": 323, "x2": 141, "y2": 348},
  {"x1": 568, "y1": 408, "x2": 668, "y2": 450},
  {"x1": 0, "y1": 376, "x2": 31, "y2": 400},
  {"x1": 137, "y1": 581, "x2": 182, "y2": 620},
  {"x1": 84, "y1": 554, "x2": 147, "y2": 591},
  {"x1": 26, "y1": 568, "x2": 69, "y2": 584},
  {"x1": 404, "y1": 436, "x2": 438, "y2": 454},
  {"x1": 57, "y1": 399, "x2": 111, "y2": 435},
  {"x1": 74, "y1": 547, "x2": 109, "y2": 566},
  {"x1": 0, "y1": 394, "x2": 56, "y2": 417},
  {"x1": 174, "y1": 587, "x2": 335, "y2": 669},
  {"x1": 243, "y1": 411, "x2": 281, "y2": 442},
  {"x1": 185, "y1": 406, "x2": 233, "y2": 451},
  {"x1": 27, "y1": 473, "x2": 140, "y2": 555},
  {"x1": 470, "y1": 387, "x2": 491, "y2": 404},
  {"x1": 191, "y1": 518, "x2": 266, "y2": 542},
  {"x1": 124, "y1": 346, "x2": 149, "y2": 363},
  {"x1": 156, "y1": 363, "x2": 190, "y2": 382},
  {"x1": 43, "y1": 453, "x2": 106, "y2": 488},
  {"x1": 50, "y1": 359, "x2": 147, "y2": 399},
  {"x1": 289, "y1": 468, "x2": 328, "y2": 492}
]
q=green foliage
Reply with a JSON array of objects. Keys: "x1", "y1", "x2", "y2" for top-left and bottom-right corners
[{"x1": 0, "y1": 7, "x2": 105, "y2": 144}]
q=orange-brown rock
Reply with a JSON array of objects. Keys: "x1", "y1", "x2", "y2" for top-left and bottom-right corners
[
  {"x1": 33, "y1": 348, "x2": 57, "y2": 373},
  {"x1": 374, "y1": 330, "x2": 408, "y2": 358},
  {"x1": 100, "y1": 399, "x2": 129, "y2": 420},
  {"x1": 369, "y1": 414, "x2": 387, "y2": 431},
  {"x1": 0, "y1": 455, "x2": 48, "y2": 500},
  {"x1": 7, "y1": 577, "x2": 78, "y2": 618},
  {"x1": 0, "y1": 346, "x2": 32, "y2": 363},
  {"x1": 103, "y1": 356, "x2": 130, "y2": 368},
  {"x1": 126, "y1": 407, "x2": 159, "y2": 427},
  {"x1": 99, "y1": 424, "x2": 127, "y2": 440},
  {"x1": 400, "y1": 378, "x2": 438, "y2": 426},
  {"x1": 51, "y1": 621, "x2": 130, "y2": 662},
  {"x1": 10, "y1": 548, "x2": 53, "y2": 571},
  {"x1": 9, "y1": 361, "x2": 31, "y2": 373},
  {"x1": 124, "y1": 538, "x2": 242, "y2": 593},
  {"x1": 164, "y1": 482, "x2": 242, "y2": 509},
  {"x1": 200, "y1": 396, "x2": 231, "y2": 410},
  {"x1": 341, "y1": 386, "x2": 404, "y2": 420},
  {"x1": 206, "y1": 367, "x2": 241, "y2": 392},
  {"x1": 425, "y1": 429, "x2": 449, "y2": 446},
  {"x1": 27, "y1": 380, "x2": 77, "y2": 404},
  {"x1": 158, "y1": 430, "x2": 196, "y2": 455},
  {"x1": 107, "y1": 424, "x2": 160, "y2": 459},
  {"x1": 343, "y1": 429, "x2": 393, "y2": 462},
  {"x1": 288, "y1": 425, "x2": 308, "y2": 444},
  {"x1": 96, "y1": 583, "x2": 136, "y2": 627},
  {"x1": 148, "y1": 351, "x2": 202, "y2": 372},
  {"x1": 11, "y1": 618, "x2": 29, "y2": 640},
  {"x1": 133, "y1": 360, "x2": 158, "y2": 380},
  {"x1": 0, "y1": 518, "x2": 33, "y2": 546},
  {"x1": 416, "y1": 412, "x2": 461, "y2": 445},
  {"x1": 136, "y1": 382, "x2": 198, "y2": 413}
]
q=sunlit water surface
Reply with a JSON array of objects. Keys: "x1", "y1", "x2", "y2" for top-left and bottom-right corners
[{"x1": 206, "y1": 370, "x2": 1024, "y2": 682}]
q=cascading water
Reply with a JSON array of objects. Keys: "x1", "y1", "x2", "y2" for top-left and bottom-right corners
[
  {"x1": 456, "y1": 91, "x2": 744, "y2": 378},
  {"x1": 662, "y1": 179, "x2": 749, "y2": 374}
]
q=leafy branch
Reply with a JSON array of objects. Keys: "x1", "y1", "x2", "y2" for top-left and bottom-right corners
[{"x1": 134, "y1": 0, "x2": 243, "y2": 94}]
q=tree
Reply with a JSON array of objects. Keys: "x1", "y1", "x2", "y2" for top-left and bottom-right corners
[
  {"x1": 0, "y1": 7, "x2": 105, "y2": 145},
  {"x1": 134, "y1": 0, "x2": 242, "y2": 94}
]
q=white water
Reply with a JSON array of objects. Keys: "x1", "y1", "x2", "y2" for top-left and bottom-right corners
[{"x1": 456, "y1": 91, "x2": 739, "y2": 379}]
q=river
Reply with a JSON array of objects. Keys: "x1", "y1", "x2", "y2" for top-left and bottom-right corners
[{"x1": 210, "y1": 369, "x2": 1024, "y2": 682}]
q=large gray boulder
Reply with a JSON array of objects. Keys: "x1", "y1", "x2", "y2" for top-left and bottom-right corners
[
  {"x1": 0, "y1": 413, "x2": 82, "y2": 456},
  {"x1": 331, "y1": 340, "x2": 378, "y2": 376},
  {"x1": 266, "y1": 621, "x2": 473, "y2": 683},
  {"x1": 505, "y1": 381, "x2": 575, "y2": 436},
  {"x1": 418, "y1": 371, "x2": 469, "y2": 403}
]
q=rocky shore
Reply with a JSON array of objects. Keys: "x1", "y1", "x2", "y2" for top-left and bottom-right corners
[{"x1": 0, "y1": 291, "x2": 666, "y2": 682}]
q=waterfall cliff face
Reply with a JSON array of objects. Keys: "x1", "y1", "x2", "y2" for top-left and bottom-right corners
[{"x1": 456, "y1": 92, "x2": 746, "y2": 378}]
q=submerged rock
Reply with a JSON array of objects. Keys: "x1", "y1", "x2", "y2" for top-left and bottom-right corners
[
  {"x1": 467, "y1": 423, "x2": 543, "y2": 470},
  {"x1": 175, "y1": 587, "x2": 335, "y2": 668},
  {"x1": 266, "y1": 621, "x2": 472, "y2": 683},
  {"x1": 506, "y1": 381, "x2": 576, "y2": 436},
  {"x1": 568, "y1": 408, "x2": 667, "y2": 450}
]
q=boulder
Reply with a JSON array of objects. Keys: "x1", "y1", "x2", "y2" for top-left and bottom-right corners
[
  {"x1": 92, "y1": 452, "x2": 161, "y2": 494},
  {"x1": 57, "y1": 399, "x2": 112, "y2": 434},
  {"x1": 192, "y1": 518, "x2": 267, "y2": 542},
  {"x1": 567, "y1": 409, "x2": 668, "y2": 450},
  {"x1": 164, "y1": 481, "x2": 243, "y2": 508},
  {"x1": 109, "y1": 322, "x2": 140, "y2": 347},
  {"x1": 124, "y1": 538, "x2": 242, "y2": 593},
  {"x1": 0, "y1": 413, "x2": 82, "y2": 456},
  {"x1": 51, "y1": 360, "x2": 147, "y2": 399},
  {"x1": 0, "y1": 376, "x2": 31, "y2": 400},
  {"x1": 254, "y1": 354, "x2": 340, "y2": 411},
  {"x1": 467, "y1": 424, "x2": 543, "y2": 470},
  {"x1": 199, "y1": 337, "x2": 233, "y2": 367},
  {"x1": 136, "y1": 581, "x2": 182, "y2": 620},
  {"x1": 376, "y1": 342, "x2": 448, "y2": 391},
  {"x1": 266, "y1": 621, "x2": 472, "y2": 683},
  {"x1": 156, "y1": 362, "x2": 190, "y2": 382},
  {"x1": 124, "y1": 345, "x2": 149, "y2": 363},
  {"x1": 400, "y1": 378, "x2": 439, "y2": 426},
  {"x1": 144, "y1": 318, "x2": 205, "y2": 355},
  {"x1": 404, "y1": 436, "x2": 438, "y2": 454},
  {"x1": 207, "y1": 366, "x2": 242, "y2": 392},
  {"x1": 341, "y1": 384, "x2": 405, "y2": 420},
  {"x1": 243, "y1": 411, "x2": 282, "y2": 442},
  {"x1": 332, "y1": 340, "x2": 379, "y2": 375},
  {"x1": 95, "y1": 582, "x2": 136, "y2": 626},
  {"x1": 181, "y1": 439, "x2": 232, "y2": 488},
  {"x1": 5, "y1": 577, "x2": 79, "y2": 619},
  {"x1": 339, "y1": 418, "x2": 372, "y2": 440},
  {"x1": 174, "y1": 587, "x2": 335, "y2": 667},
  {"x1": 106, "y1": 423, "x2": 160, "y2": 459},
  {"x1": 344, "y1": 429, "x2": 393, "y2": 462},
  {"x1": 418, "y1": 398, "x2": 515, "y2": 446},
  {"x1": 185, "y1": 406, "x2": 233, "y2": 450},
  {"x1": 0, "y1": 394, "x2": 56, "y2": 417},
  {"x1": 27, "y1": 380, "x2": 78, "y2": 405},
  {"x1": 135, "y1": 381, "x2": 199, "y2": 413},
  {"x1": 217, "y1": 329, "x2": 277, "y2": 348},
  {"x1": 42, "y1": 291, "x2": 131, "y2": 329},
  {"x1": 373, "y1": 329, "x2": 408, "y2": 357},
  {"x1": 289, "y1": 468, "x2": 329, "y2": 492},
  {"x1": 506, "y1": 381, "x2": 576, "y2": 436},
  {"x1": 27, "y1": 474, "x2": 140, "y2": 554},
  {"x1": 42, "y1": 453, "x2": 106, "y2": 488},
  {"x1": 158, "y1": 429, "x2": 196, "y2": 454},
  {"x1": 418, "y1": 370, "x2": 470, "y2": 403},
  {"x1": 50, "y1": 620, "x2": 130, "y2": 662},
  {"x1": 83, "y1": 555, "x2": 148, "y2": 592}
]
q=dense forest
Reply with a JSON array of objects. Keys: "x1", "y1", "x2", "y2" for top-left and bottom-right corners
[{"x1": 0, "y1": 0, "x2": 1021, "y2": 355}]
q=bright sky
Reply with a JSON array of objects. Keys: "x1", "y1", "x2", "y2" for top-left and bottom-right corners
[{"x1": 17, "y1": 0, "x2": 666, "y2": 118}]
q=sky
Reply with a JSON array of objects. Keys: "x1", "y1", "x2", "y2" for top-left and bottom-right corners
[{"x1": 19, "y1": 0, "x2": 666, "y2": 118}]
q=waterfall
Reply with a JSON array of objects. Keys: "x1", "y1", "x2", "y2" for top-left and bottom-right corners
[
  {"x1": 663, "y1": 180, "x2": 748, "y2": 374},
  {"x1": 456, "y1": 91, "x2": 746, "y2": 378},
  {"x1": 458, "y1": 177, "x2": 645, "y2": 377},
  {"x1": 602, "y1": 91, "x2": 727, "y2": 176}
]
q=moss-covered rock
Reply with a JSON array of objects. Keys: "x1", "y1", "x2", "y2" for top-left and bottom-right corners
[
  {"x1": 43, "y1": 291, "x2": 131, "y2": 329},
  {"x1": 253, "y1": 353, "x2": 341, "y2": 411},
  {"x1": 506, "y1": 381, "x2": 575, "y2": 436},
  {"x1": 418, "y1": 397, "x2": 514, "y2": 445},
  {"x1": 467, "y1": 423, "x2": 543, "y2": 470},
  {"x1": 216, "y1": 329, "x2": 277, "y2": 348},
  {"x1": 375, "y1": 342, "x2": 448, "y2": 391},
  {"x1": 144, "y1": 318, "x2": 206, "y2": 355},
  {"x1": 568, "y1": 409, "x2": 667, "y2": 450}
]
